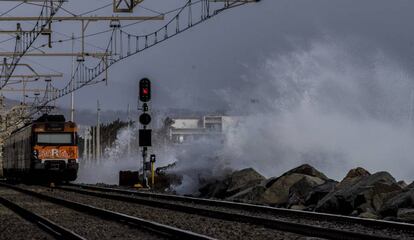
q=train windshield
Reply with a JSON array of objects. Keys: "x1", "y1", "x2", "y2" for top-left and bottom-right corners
[{"x1": 36, "y1": 133, "x2": 73, "y2": 145}]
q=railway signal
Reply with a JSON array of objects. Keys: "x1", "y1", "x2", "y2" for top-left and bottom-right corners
[
  {"x1": 139, "y1": 129, "x2": 152, "y2": 147},
  {"x1": 138, "y1": 78, "x2": 154, "y2": 188},
  {"x1": 150, "y1": 154, "x2": 156, "y2": 187},
  {"x1": 139, "y1": 113, "x2": 151, "y2": 125},
  {"x1": 139, "y1": 78, "x2": 151, "y2": 102}
]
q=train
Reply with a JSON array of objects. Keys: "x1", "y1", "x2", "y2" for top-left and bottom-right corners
[{"x1": 2, "y1": 114, "x2": 79, "y2": 182}]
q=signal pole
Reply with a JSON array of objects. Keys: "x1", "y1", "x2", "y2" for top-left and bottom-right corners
[
  {"x1": 138, "y1": 78, "x2": 154, "y2": 188},
  {"x1": 127, "y1": 103, "x2": 131, "y2": 157},
  {"x1": 96, "y1": 100, "x2": 101, "y2": 162},
  {"x1": 92, "y1": 126, "x2": 96, "y2": 160},
  {"x1": 83, "y1": 128, "x2": 88, "y2": 161},
  {"x1": 70, "y1": 33, "x2": 75, "y2": 122}
]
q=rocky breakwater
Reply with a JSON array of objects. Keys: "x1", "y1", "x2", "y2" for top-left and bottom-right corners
[{"x1": 198, "y1": 164, "x2": 414, "y2": 223}]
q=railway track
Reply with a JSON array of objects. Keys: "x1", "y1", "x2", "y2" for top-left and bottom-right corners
[
  {"x1": 68, "y1": 183, "x2": 414, "y2": 233},
  {"x1": 1, "y1": 183, "x2": 306, "y2": 240},
  {"x1": 0, "y1": 182, "x2": 216, "y2": 240},
  {"x1": 26, "y1": 183, "x2": 414, "y2": 240},
  {"x1": 0, "y1": 195, "x2": 85, "y2": 240}
]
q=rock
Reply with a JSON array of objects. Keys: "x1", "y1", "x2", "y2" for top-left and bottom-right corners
[
  {"x1": 357, "y1": 202, "x2": 375, "y2": 214},
  {"x1": 260, "y1": 164, "x2": 329, "y2": 206},
  {"x1": 383, "y1": 216, "x2": 399, "y2": 222},
  {"x1": 199, "y1": 179, "x2": 229, "y2": 199},
  {"x1": 262, "y1": 173, "x2": 306, "y2": 206},
  {"x1": 290, "y1": 204, "x2": 307, "y2": 210},
  {"x1": 262, "y1": 173, "x2": 326, "y2": 206},
  {"x1": 287, "y1": 175, "x2": 326, "y2": 207},
  {"x1": 226, "y1": 185, "x2": 266, "y2": 203},
  {"x1": 305, "y1": 180, "x2": 337, "y2": 206},
  {"x1": 226, "y1": 168, "x2": 265, "y2": 196},
  {"x1": 336, "y1": 167, "x2": 371, "y2": 189},
  {"x1": 397, "y1": 181, "x2": 408, "y2": 189},
  {"x1": 397, "y1": 208, "x2": 414, "y2": 223},
  {"x1": 199, "y1": 168, "x2": 265, "y2": 199},
  {"x1": 379, "y1": 188, "x2": 414, "y2": 218},
  {"x1": 344, "y1": 167, "x2": 371, "y2": 179},
  {"x1": 280, "y1": 164, "x2": 329, "y2": 180},
  {"x1": 407, "y1": 181, "x2": 414, "y2": 189},
  {"x1": 316, "y1": 172, "x2": 402, "y2": 215},
  {"x1": 350, "y1": 210, "x2": 359, "y2": 216},
  {"x1": 359, "y1": 211, "x2": 378, "y2": 219}
]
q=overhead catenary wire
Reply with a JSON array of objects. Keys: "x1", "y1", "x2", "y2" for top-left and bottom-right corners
[
  {"x1": 22, "y1": 3, "x2": 191, "y2": 62},
  {"x1": 0, "y1": 3, "x2": 25, "y2": 46},
  {"x1": 2, "y1": 0, "x2": 255, "y2": 129},
  {"x1": 0, "y1": 1, "x2": 65, "y2": 90},
  {"x1": 0, "y1": 1, "x2": 112, "y2": 54},
  {"x1": 78, "y1": 3, "x2": 112, "y2": 16},
  {"x1": 37, "y1": 0, "x2": 248, "y2": 103},
  {"x1": 0, "y1": 11, "x2": 109, "y2": 52},
  {"x1": 24, "y1": 1, "x2": 77, "y2": 17},
  {"x1": 21, "y1": 0, "x2": 200, "y2": 103},
  {"x1": 30, "y1": 3, "x2": 198, "y2": 48},
  {"x1": 0, "y1": 2, "x2": 23, "y2": 17}
]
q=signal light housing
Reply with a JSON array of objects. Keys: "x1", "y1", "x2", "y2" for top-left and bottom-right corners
[
  {"x1": 139, "y1": 113, "x2": 151, "y2": 125},
  {"x1": 139, "y1": 78, "x2": 151, "y2": 102},
  {"x1": 139, "y1": 129, "x2": 152, "y2": 147}
]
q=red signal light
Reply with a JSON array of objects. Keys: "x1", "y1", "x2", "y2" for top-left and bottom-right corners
[{"x1": 139, "y1": 78, "x2": 151, "y2": 102}]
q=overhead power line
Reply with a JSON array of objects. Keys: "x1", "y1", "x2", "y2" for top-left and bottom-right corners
[
  {"x1": 30, "y1": 0, "x2": 255, "y2": 116},
  {"x1": 0, "y1": 2, "x2": 23, "y2": 17},
  {"x1": 0, "y1": 0, "x2": 65, "y2": 90}
]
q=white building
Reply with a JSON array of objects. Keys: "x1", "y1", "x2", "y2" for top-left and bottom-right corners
[{"x1": 168, "y1": 116, "x2": 236, "y2": 143}]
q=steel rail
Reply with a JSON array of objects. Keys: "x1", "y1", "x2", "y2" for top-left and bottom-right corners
[
  {"x1": 69, "y1": 183, "x2": 414, "y2": 232},
  {"x1": 60, "y1": 184, "x2": 398, "y2": 240},
  {"x1": 0, "y1": 183, "x2": 216, "y2": 240},
  {"x1": 0, "y1": 195, "x2": 86, "y2": 240}
]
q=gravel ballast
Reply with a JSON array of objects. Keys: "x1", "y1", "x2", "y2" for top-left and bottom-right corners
[
  {"x1": 26, "y1": 185, "x2": 305, "y2": 240},
  {"x1": 0, "y1": 187, "x2": 167, "y2": 240},
  {"x1": 0, "y1": 204, "x2": 53, "y2": 240},
  {"x1": 63, "y1": 185, "x2": 414, "y2": 240}
]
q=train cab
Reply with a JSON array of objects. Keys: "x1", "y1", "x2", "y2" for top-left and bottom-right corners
[{"x1": 3, "y1": 114, "x2": 79, "y2": 182}]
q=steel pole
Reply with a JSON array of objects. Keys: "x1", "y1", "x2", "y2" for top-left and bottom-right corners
[
  {"x1": 70, "y1": 33, "x2": 75, "y2": 122},
  {"x1": 127, "y1": 104, "x2": 131, "y2": 157},
  {"x1": 96, "y1": 100, "x2": 101, "y2": 162}
]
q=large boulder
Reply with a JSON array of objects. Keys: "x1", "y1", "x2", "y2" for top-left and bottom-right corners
[
  {"x1": 305, "y1": 180, "x2": 338, "y2": 207},
  {"x1": 281, "y1": 164, "x2": 329, "y2": 181},
  {"x1": 199, "y1": 168, "x2": 265, "y2": 199},
  {"x1": 287, "y1": 175, "x2": 326, "y2": 207},
  {"x1": 397, "y1": 181, "x2": 408, "y2": 189},
  {"x1": 259, "y1": 164, "x2": 328, "y2": 206},
  {"x1": 226, "y1": 185, "x2": 267, "y2": 203},
  {"x1": 226, "y1": 165, "x2": 329, "y2": 206},
  {"x1": 379, "y1": 187, "x2": 414, "y2": 218},
  {"x1": 344, "y1": 167, "x2": 371, "y2": 179},
  {"x1": 316, "y1": 171, "x2": 402, "y2": 215},
  {"x1": 336, "y1": 167, "x2": 371, "y2": 189},
  {"x1": 262, "y1": 173, "x2": 306, "y2": 206},
  {"x1": 198, "y1": 179, "x2": 229, "y2": 198},
  {"x1": 226, "y1": 168, "x2": 265, "y2": 196},
  {"x1": 262, "y1": 173, "x2": 325, "y2": 206},
  {"x1": 397, "y1": 208, "x2": 414, "y2": 223}
]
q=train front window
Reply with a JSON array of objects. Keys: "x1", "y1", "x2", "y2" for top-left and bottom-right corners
[{"x1": 36, "y1": 133, "x2": 73, "y2": 145}]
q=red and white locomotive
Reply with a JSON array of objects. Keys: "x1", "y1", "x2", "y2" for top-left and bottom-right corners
[{"x1": 3, "y1": 114, "x2": 79, "y2": 182}]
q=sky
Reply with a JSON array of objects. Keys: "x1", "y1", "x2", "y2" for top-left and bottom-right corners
[
  {"x1": 4, "y1": 0, "x2": 414, "y2": 181},
  {"x1": 1, "y1": 0, "x2": 413, "y2": 113}
]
